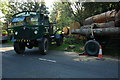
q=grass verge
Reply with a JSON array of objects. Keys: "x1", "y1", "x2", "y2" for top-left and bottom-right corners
[
  {"x1": 2, "y1": 40, "x2": 120, "y2": 57},
  {"x1": 49, "y1": 42, "x2": 84, "y2": 53},
  {"x1": 2, "y1": 40, "x2": 13, "y2": 45}
]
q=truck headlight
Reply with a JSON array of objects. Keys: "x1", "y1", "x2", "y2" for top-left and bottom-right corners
[
  {"x1": 34, "y1": 31, "x2": 38, "y2": 34},
  {"x1": 15, "y1": 32, "x2": 18, "y2": 35},
  {"x1": 11, "y1": 30, "x2": 13, "y2": 33}
]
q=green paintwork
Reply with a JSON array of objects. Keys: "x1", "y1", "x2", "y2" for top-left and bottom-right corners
[{"x1": 8, "y1": 11, "x2": 50, "y2": 41}]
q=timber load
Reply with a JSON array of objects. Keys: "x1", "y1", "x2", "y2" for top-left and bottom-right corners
[
  {"x1": 62, "y1": 22, "x2": 80, "y2": 35},
  {"x1": 72, "y1": 27, "x2": 120, "y2": 36},
  {"x1": 84, "y1": 10, "x2": 117, "y2": 25},
  {"x1": 62, "y1": 27, "x2": 70, "y2": 35},
  {"x1": 72, "y1": 9, "x2": 120, "y2": 36},
  {"x1": 115, "y1": 10, "x2": 120, "y2": 27}
]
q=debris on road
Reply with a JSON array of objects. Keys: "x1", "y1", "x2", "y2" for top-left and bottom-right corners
[
  {"x1": 68, "y1": 45, "x2": 76, "y2": 49},
  {"x1": 64, "y1": 48, "x2": 68, "y2": 51}
]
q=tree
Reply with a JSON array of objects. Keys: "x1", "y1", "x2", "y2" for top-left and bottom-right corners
[
  {"x1": 51, "y1": 2, "x2": 120, "y2": 27},
  {"x1": 66, "y1": 2, "x2": 120, "y2": 25},
  {"x1": 50, "y1": 2, "x2": 73, "y2": 29},
  {"x1": 0, "y1": 0, "x2": 49, "y2": 23}
]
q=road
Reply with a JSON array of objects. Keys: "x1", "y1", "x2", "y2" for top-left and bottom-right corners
[{"x1": 0, "y1": 45, "x2": 119, "y2": 78}]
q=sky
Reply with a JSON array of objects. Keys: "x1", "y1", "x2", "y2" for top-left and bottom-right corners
[{"x1": 45, "y1": 0, "x2": 56, "y2": 12}]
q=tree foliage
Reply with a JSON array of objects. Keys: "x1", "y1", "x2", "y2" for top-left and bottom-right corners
[
  {"x1": 50, "y1": 2, "x2": 120, "y2": 27},
  {"x1": 68, "y1": 2, "x2": 120, "y2": 25},
  {"x1": 0, "y1": 0, "x2": 48, "y2": 23},
  {"x1": 50, "y1": 2, "x2": 73, "y2": 29}
]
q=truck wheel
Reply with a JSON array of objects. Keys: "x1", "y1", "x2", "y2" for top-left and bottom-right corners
[
  {"x1": 27, "y1": 46, "x2": 33, "y2": 49},
  {"x1": 26, "y1": 44, "x2": 33, "y2": 49},
  {"x1": 56, "y1": 39, "x2": 61, "y2": 46},
  {"x1": 14, "y1": 42, "x2": 25, "y2": 54},
  {"x1": 56, "y1": 36, "x2": 63, "y2": 46},
  {"x1": 85, "y1": 40, "x2": 100, "y2": 56},
  {"x1": 39, "y1": 38, "x2": 49, "y2": 55}
]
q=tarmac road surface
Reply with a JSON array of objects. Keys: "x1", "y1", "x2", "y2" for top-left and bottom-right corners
[{"x1": 0, "y1": 45, "x2": 119, "y2": 78}]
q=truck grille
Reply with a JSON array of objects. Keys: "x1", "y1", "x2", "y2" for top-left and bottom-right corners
[{"x1": 17, "y1": 27, "x2": 32, "y2": 40}]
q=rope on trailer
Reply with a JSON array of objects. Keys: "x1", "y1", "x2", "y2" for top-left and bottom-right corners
[{"x1": 90, "y1": 25, "x2": 95, "y2": 40}]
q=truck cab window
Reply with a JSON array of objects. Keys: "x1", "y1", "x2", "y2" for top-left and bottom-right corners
[{"x1": 26, "y1": 15, "x2": 39, "y2": 25}]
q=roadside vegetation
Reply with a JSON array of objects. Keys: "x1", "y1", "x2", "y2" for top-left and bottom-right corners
[
  {"x1": 50, "y1": 35, "x2": 85, "y2": 53},
  {"x1": 2, "y1": 36, "x2": 85, "y2": 53},
  {"x1": 2, "y1": 40, "x2": 13, "y2": 45},
  {"x1": 2, "y1": 37, "x2": 120, "y2": 57}
]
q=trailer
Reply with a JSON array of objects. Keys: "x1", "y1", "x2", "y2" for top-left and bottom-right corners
[{"x1": 72, "y1": 9, "x2": 120, "y2": 55}]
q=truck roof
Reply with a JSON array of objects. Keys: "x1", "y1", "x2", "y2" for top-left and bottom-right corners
[{"x1": 12, "y1": 11, "x2": 49, "y2": 18}]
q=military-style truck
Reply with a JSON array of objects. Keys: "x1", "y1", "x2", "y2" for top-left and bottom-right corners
[{"x1": 8, "y1": 11, "x2": 63, "y2": 55}]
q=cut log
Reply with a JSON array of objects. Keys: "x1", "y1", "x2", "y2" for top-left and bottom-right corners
[
  {"x1": 84, "y1": 10, "x2": 117, "y2": 25},
  {"x1": 115, "y1": 10, "x2": 120, "y2": 21},
  {"x1": 82, "y1": 21, "x2": 115, "y2": 28},
  {"x1": 84, "y1": 17, "x2": 94, "y2": 25},
  {"x1": 93, "y1": 10, "x2": 116, "y2": 23},
  {"x1": 69, "y1": 22, "x2": 80, "y2": 35},
  {"x1": 115, "y1": 10, "x2": 120, "y2": 27},
  {"x1": 93, "y1": 21, "x2": 115, "y2": 28},
  {"x1": 93, "y1": 27, "x2": 120, "y2": 35},
  {"x1": 62, "y1": 22, "x2": 80, "y2": 35},
  {"x1": 115, "y1": 20, "x2": 120, "y2": 27},
  {"x1": 80, "y1": 24, "x2": 94, "y2": 28},
  {"x1": 71, "y1": 27, "x2": 120, "y2": 36},
  {"x1": 62, "y1": 27, "x2": 70, "y2": 35}
]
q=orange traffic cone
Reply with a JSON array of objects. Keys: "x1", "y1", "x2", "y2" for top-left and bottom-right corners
[{"x1": 96, "y1": 45, "x2": 104, "y2": 60}]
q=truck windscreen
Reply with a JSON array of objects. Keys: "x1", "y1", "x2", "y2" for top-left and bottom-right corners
[{"x1": 11, "y1": 15, "x2": 39, "y2": 26}]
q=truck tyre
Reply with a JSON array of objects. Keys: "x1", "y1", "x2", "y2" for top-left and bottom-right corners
[
  {"x1": 39, "y1": 38, "x2": 49, "y2": 55},
  {"x1": 27, "y1": 46, "x2": 33, "y2": 49},
  {"x1": 26, "y1": 44, "x2": 33, "y2": 49},
  {"x1": 56, "y1": 36, "x2": 63, "y2": 46},
  {"x1": 56, "y1": 39, "x2": 61, "y2": 46},
  {"x1": 14, "y1": 42, "x2": 25, "y2": 54},
  {"x1": 85, "y1": 40, "x2": 100, "y2": 56}
]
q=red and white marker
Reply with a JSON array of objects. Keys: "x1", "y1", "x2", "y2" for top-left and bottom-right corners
[{"x1": 97, "y1": 45, "x2": 104, "y2": 60}]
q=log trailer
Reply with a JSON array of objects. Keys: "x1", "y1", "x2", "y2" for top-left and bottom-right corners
[{"x1": 72, "y1": 9, "x2": 120, "y2": 55}]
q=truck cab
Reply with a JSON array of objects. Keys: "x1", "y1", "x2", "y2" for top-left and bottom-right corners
[{"x1": 8, "y1": 11, "x2": 63, "y2": 55}]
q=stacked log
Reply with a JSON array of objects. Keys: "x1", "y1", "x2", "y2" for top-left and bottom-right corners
[
  {"x1": 72, "y1": 9, "x2": 120, "y2": 36},
  {"x1": 62, "y1": 22, "x2": 80, "y2": 35},
  {"x1": 72, "y1": 27, "x2": 120, "y2": 36},
  {"x1": 62, "y1": 27, "x2": 70, "y2": 35},
  {"x1": 93, "y1": 21, "x2": 115, "y2": 28},
  {"x1": 81, "y1": 21, "x2": 115, "y2": 28},
  {"x1": 84, "y1": 10, "x2": 117, "y2": 25},
  {"x1": 69, "y1": 22, "x2": 80, "y2": 35},
  {"x1": 115, "y1": 10, "x2": 120, "y2": 27}
]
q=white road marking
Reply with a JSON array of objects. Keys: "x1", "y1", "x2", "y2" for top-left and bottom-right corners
[{"x1": 38, "y1": 58, "x2": 56, "y2": 63}]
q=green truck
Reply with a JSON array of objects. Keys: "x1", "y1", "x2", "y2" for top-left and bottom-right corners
[{"x1": 8, "y1": 11, "x2": 63, "y2": 55}]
